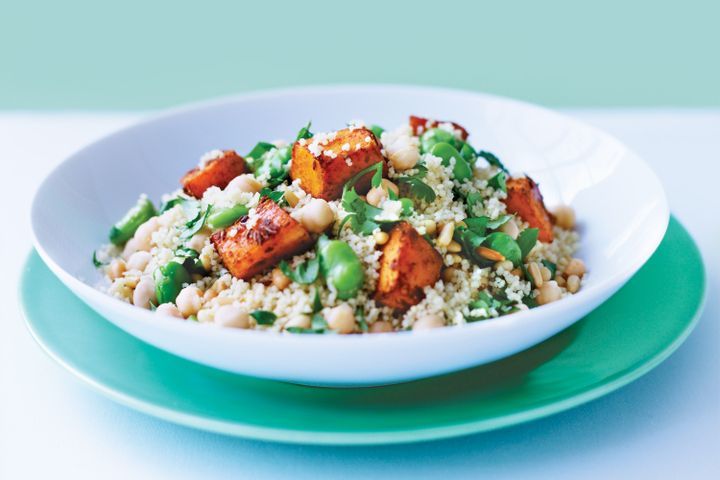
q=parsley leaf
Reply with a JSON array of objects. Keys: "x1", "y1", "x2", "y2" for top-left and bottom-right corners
[
  {"x1": 296, "y1": 121, "x2": 313, "y2": 141},
  {"x1": 395, "y1": 164, "x2": 437, "y2": 203},
  {"x1": 278, "y1": 256, "x2": 320, "y2": 284},
  {"x1": 159, "y1": 195, "x2": 191, "y2": 214},
  {"x1": 487, "y1": 214, "x2": 512, "y2": 229},
  {"x1": 246, "y1": 142, "x2": 276, "y2": 161},
  {"x1": 250, "y1": 310, "x2": 277, "y2": 326},
  {"x1": 477, "y1": 150, "x2": 508, "y2": 173},
  {"x1": 180, "y1": 205, "x2": 211, "y2": 240}
]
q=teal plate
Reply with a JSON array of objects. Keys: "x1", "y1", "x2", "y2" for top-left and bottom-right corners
[{"x1": 20, "y1": 217, "x2": 705, "y2": 445}]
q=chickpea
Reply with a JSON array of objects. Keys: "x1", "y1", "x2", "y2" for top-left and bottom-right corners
[
  {"x1": 566, "y1": 275, "x2": 581, "y2": 293},
  {"x1": 366, "y1": 186, "x2": 388, "y2": 207},
  {"x1": 370, "y1": 321, "x2": 393, "y2": 333},
  {"x1": 284, "y1": 315, "x2": 311, "y2": 329},
  {"x1": 197, "y1": 309, "x2": 214, "y2": 323},
  {"x1": 155, "y1": 303, "x2": 183, "y2": 318},
  {"x1": 226, "y1": 174, "x2": 262, "y2": 194},
  {"x1": 501, "y1": 218, "x2": 520, "y2": 240},
  {"x1": 126, "y1": 251, "x2": 151, "y2": 272},
  {"x1": 373, "y1": 230, "x2": 389, "y2": 245},
  {"x1": 388, "y1": 144, "x2": 420, "y2": 171},
  {"x1": 107, "y1": 258, "x2": 126, "y2": 280},
  {"x1": 272, "y1": 267, "x2": 291, "y2": 290},
  {"x1": 442, "y1": 267, "x2": 457, "y2": 282},
  {"x1": 175, "y1": 285, "x2": 202, "y2": 317},
  {"x1": 214, "y1": 305, "x2": 250, "y2": 328},
  {"x1": 564, "y1": 258, "x2": 586, "y2": 277},
  {"x1": 413, "y1": 314, "x2": 445, "y2": 330},
  {"x1": 325, "y1": 304, "x2": 356, "y2": 334},
  {"x1": 537, "y1": 281, "x2": 562, "y2": 305},
  {"x1": 122, "y1": 238, "x2": 140, "y2": 258},
  {"x1": 133, "y1": 217, "x2": 160, "y2": 252},
  {"x1": 299, "y1": 198, "x2": 335, "y2": 233},
  {"x1": 133, "y1": 276, "x2": 157, "y2": 309},
  {"x1": 553, "y1": 205, "x2": 576, "y2": 230}
]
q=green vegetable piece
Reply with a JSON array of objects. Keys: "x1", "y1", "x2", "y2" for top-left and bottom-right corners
[
  {"x1": 159, "y1": 195, "x2": 190, "y2": 214},
  {"x1": 206, "y1": 204, "x2": 249, "y2": 230},
  {"x1": 92, "y1": 251, "x2": 105, "y2": 268},
  {"x1": 180, "y1": 205, "x2": 212, "y2": 240},
  {"x1": 541, "y1": 259, "x2": 557, "y2": 279},
  {"x1": 109, "y1": 196, "x2": 157, "y2": 246},
  {"x1": 153, "y1": 261, "x2": 191, "y2": 305},
  {"x1": 317, "y1": 236, "x2": 365, "y2": 300},
  {"x1": 477, "y1": 150, "x2": 508, "y2": 173},
  {"x1": 488, "y1": 171, "x2": 507, "y2": 193},
  {"x1": 487, "y1": 214, "x2": 512, "y2": 229},
  {"x1": 459, "y1": 141, "x2": 477, "y2": 163},
  {"x1": 173, "y1": 246, "x2": 206, "y2": 275},
  {"x1": 279, "y1": 256, "x2": 320, "y2": 284},
  {"x1": 246, "y1": 142, "x2": 276, "y2": 162},
  {"x1": 429, "y1": 143, "x2": 472, "y2": 181},
  {"x1": 395, "y1": 163, "x2": 436, "y2": 203},
  {"x1": 420, "y1": 128, "x2": 458, "y2": 153},
  {"x1": 369, "y1": 125, "x2": 384, "y2": 139},
  {"x1": 517, "y1": 228, "x2": 539, "y2": 260},
  {"x1": 259, "y1": 187, "x2": 287, "y2": 205},
  {"x1": 296, "y1": 121, "x2": 313, "y2": 141},
  {"x1": 465, "y1": 217, "x2": 488, "y2": 236},
  {"x1": 483, "y1": 232, "x2": 522, "y2": 266},
  {"x1": 355, "y1": 307, "x2": 369, "y2": 332},
  {"x1": 250, "y1": 310, "x2": 277, "y2": 325}
]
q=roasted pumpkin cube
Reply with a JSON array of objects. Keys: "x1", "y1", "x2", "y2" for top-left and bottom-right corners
[
  {"x1": 409, "y1": 115, "x2": 469, "y2": 140},
  {"x1": 505, "y1": 176, "x2": 554, "y2": 243},
  {"x1": 210, "y1": 199, "x2": 313, "y2": 279},
  {"x1": 375, "y1": 222, "x2": 443, "y2": 311},
  {"x1": 290, "y1": 127, "x2": 385, "y2": 200},
  {"x1": 182, "y1": 150, "x2": 248, "y2": 199}
]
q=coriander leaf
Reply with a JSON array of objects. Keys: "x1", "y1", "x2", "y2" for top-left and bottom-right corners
[
  {"x1": 483, "y1": 232, "x2": 522, "y2": 266},
  {"x1": 371, "y1": 163, "x2": 383, "y2": 188},
  {"x1": 488, "y1": 171, "x2": 507, "y2": 193},
  {"x1": 477, "y1": 150, "x2": 508, "y2": 173},
  {"x1": 250, "y1": 310, "x2": 277, "y2": 326},
  {"x1": 174, "y1": 246, "x2": 206, "y2": 274},
  {"x1": 487, "y1": 214, "x2": 512, "y2": 229},
  {"x1": 339, "y1": 185, "x2": 383, "y2": 235},
  {"x1": 343, "y1": 162, "x2": 384, "y2": 194},
  {"x1": 517, "y1": 228, "x2": 539, "y2": 260},
  {"x1": 246, "y1": 142, "x2": 276, "y2": 161},
  {"x1": 541, "y1": 259, "x2": 557, "y2": 279},
  {"x1": 369, "y1": 125, "x2": 384, "y2": 139},
  {"x1": 399, "y1": 198, "x2": 414, "y2": 216},
  {"x1": 522, "y1": 294, "x2": 538, "y2": 308},
  {"x1": 159, "y1": 195, "x2": 190, "y2": 214},
  {"x1": 464, "y1": 217, "x2": 488, "y2": 236},
  {"x1": 279, "y1": 256, "x2": 320, "y2": 284},
  {"x1": 259, "y1": 188, "x2": 288, "y2": 206},
  {"x1": 296, "y1": 121, "x2": 313, "y2": 141},
  {"x1": 180, "y1": 205, "x2": 211, "y2": 240},
  {"x1": 395, "y1": 175, "x2": 436, "y2": 203}
]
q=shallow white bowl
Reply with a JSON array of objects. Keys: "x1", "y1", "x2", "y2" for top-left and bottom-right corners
[{"x1": 31, "y1": 85, "x2": 669, "y2": 386}]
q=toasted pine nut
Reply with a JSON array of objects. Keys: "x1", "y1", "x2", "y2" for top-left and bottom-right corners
[
  {"x1": 283, "y1": 190, "x2": 300, "y2": 207},
  {"x1": 442, "y1": 267, "x2": 457, "y2": 282},
  {"x1": 537, "y1": 281, "x2": 562, "y2": 305},
  {"x1": 566, "y1": 274, "x2": 581, "y2": 293},
  {"x1": 541, "y1": 266, "x2": 552, "y2": 281},
  {"x1": 447, "y1": 240, "x2": 462, "y2": 253},
  {"x1": 477, "y1": 246, "x2": 505, "y2": 262},
  {"x1": 510, "y1": 268, "x2": 523, "y2": 277},
  {"x1": 555, "y1": 275, "x2": 566, "y2": 287},
  {"x1": 423, "y1": 220, "x2": 437, "y2": 236},
  {"x1": 564, "y1": 258, "x2": 586, "y2": 277},
  {"x1": 495, "y1": 260, "x2": 513, "y2": 271},
  {"x1": 437, "y1": 222, "x2": 455, "y2": 247},
  {"x1": 374, "y1": 231, "x2": 389, "y2": 245},
  {"x1": 528, "y1": 262, "x2": 544, "y2": 287}
]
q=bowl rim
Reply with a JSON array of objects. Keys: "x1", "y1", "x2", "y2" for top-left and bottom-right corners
[{"x1": 30, "y1": 83, "x2": 670, "y2": 346}]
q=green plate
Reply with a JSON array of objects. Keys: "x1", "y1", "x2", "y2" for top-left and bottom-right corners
[{"x1": 20, "y1": 217, "x2": 705, "y2": 445}]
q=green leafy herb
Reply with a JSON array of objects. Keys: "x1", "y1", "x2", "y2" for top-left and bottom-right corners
[
  {"x1": 250, "y1": 310, "x2": 277, "y2": 326},
  {"x1": 466, "y1": 290, "x2": 517, "y2": 321},
  {"x1": 312, "y1": 288, "x2": 323, "y2": 314},
  {"x1": 250, "y1": 146, "x2": 292, "y2": 187},
  {"x1": 516, "y1": 228, "x2": 539, "y2": 260},
  {"x1": 369, "y1": 124, "x2": 384, "y2": 139},
  {"x1": 246, "y1": 142, "x2": 276, "y2": 161},
  {"x1": 487, "y1": 214, "x2": 512, "y2": 229},
  {"x1": 180, "y1": 205, "x2": 211, "y2": 240},
  {"x1": 465, "y1": 217, "x2": 489, "y2": 235},
  {"x1": 356, "y1": 307, "x2": 368, "y2": 332},
  {"x1": 465, "y1": 191, "x2": 483, "y2": 216},
  {"x1": 296, "y1": 121, "x2": 313, "y2": 141},
  {"x1": 477, "y1": 150, "x2": 508, "y2": 173},
  {"x1": 92, "y1": 251, "x2": 106, "y2": 268},
  {"x1": 279, "y1": 256, "x2": 320, "y2": 284},
  {"x1": 458, "y1": 141, "x2": 477, "y2": 163},
  {"x1": 174, "y1": 246, "x2": 206, "y2": 274},
  {"x1": 488, "y1": 171, "x2": 507, "y2": 193},
  {"x1": 339, "y1": 162, "x2": 385, "y2": 235},
  {"x1": 395, "y1": 164, "x2": 437, "y2": 203},
  {"x1": 159, "y1": 195, "x2": 190, "y2": 214},
  {"x1": 483, "y1": 232, "x2": 522, "y2": 266},
  {"x1": 259, "y1": 187, "x2": 288, "y2": 206},
  {"x1": 286, "y1": 327, "x2": 325, "y2": 334},
  {"x1": 522, "y1": 294, "x2": 539, "y2": 309},
  {"x1": 541, "y1": 260, "x2": 557, "y2": 279},
  {"x1": 311, "y1": 314, "x2": 328, "y2": 330}
]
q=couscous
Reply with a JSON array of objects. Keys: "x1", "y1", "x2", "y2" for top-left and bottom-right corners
[{"x1": 93, "y1": 116, "x2": 584, "y2": 334}]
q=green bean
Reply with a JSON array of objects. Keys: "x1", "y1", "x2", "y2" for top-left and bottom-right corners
[
  {"x1": 109, "y1": 196, "x2": 157, "y2": 246},
  {"x1": 429, "y1": 143, "x2": 473, "y2": 181},
  {"x1": 153, "y1": 261, "x2": 191, "y2": 304},
  {"x1": 317, "y1": 236, "x2": 365, "y2": 300},
  {"x1": 206, "y1": 204, "x2": 249, "y2": 229},
  {"x1": 420, "y1": 128, "x2": 459, "y2": 153}
]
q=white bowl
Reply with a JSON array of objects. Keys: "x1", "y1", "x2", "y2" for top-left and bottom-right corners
[{"x1": 31, "y1": 85, "x2": 669, "y2": 386}]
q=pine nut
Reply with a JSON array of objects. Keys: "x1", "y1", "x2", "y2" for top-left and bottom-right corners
[
  {"x1": 537, "y1": 281, "x2": 562, "y2": 305},
  {"x1": 437, "y1": 222, "x2": 455, "y2": 247},
  {"x1": 424, "y1": 220, "x2": 437, "y2": 236},
  {"x1": 528, "y1": 262, "x2": 544, "y2": 287},
  {"x1": 447, "y1": 240, "x2": 462, "y2": 253},
  {"x1": 477, "y1": 246, "x2": 505, "y2": 262},
  {"x1": 495, "y1": 260, "x2": 513, "y2": 271},
  {"x1": 541, "y1": 266, "x2": 552, "y2": 281},
  {"x1": 567, "y1": 274, "x2": 581, "y2": 293},
  {"x1": 556, "y1": 275, "x2": 566, "y2": 287},
  {"x1": 564, "y1": 258, "x2": 586, "y2": 277}
]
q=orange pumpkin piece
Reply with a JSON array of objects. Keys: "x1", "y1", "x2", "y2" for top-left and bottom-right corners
[
  {"x1": 290, "y1": 127, "x2": 385, "y2": 200},
  {"x1": 409, "y1": 115, "x2": 469, "y2": 140},
  {"x1": 504, "y1": 176, "x2": 554, "y2": 243},
  {"x1": 210, "y1": 199, "x2": 313, "y2": 279},
  {"x1": 181, "y1": 150, "x2": 248, "y2": 199},
  {"x1": 375, "y1": 222, "x2": 443, "y2": 311}
]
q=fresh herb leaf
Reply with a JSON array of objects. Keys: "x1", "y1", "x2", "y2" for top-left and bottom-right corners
[
  {"x1": 246, "y1": 142, "x2": 276, "y2": 161},
  {"x1": 487, "y1": 214, "x2": 512, "y2": 229},
  {"x1": 250, "y1": 310, "x2": 277, "y2": 326},
  {"x1": 395, "y1": 164, "x2": 437, "y2": 203},
  {"x1": 92, "y1": 251, "x2": 106, "y2": 268},
  {"x1": 159, "y1": 195, "x2": 190, "y2": 214},
  {"x1": 522, "y1": 294, "x2": 538, "y2": 308},
  {"x1": 465, "y1": 217, "x2": 489, "y2": 236},
  {"x1": 483, "y1": 232, "x2": 522, "y2": 266},
  {"x1": 355, "y1": 307, "x2": 368, "y2": 332},
  {"x1": 369, "y1": 124, "x2": 384, "y2": 139},
  {"x1": 279, "y1": 256, "x2": 320, "y2": 284},
  {"x1": 311, "y1": 313, "x2": 327, "y2": 330},
  {"x1": 312, "y1": 288, "x2": 323, "y2": 314},
  {"x1": 477, "y1": 150, "x2": 508, "y2": 173},
  {"x1": 488, "y1": 171, "x2": 507, "y2": 193},
  {"x1": 180, "y1": 205, "x2": 211, "y2": 240},
  {"x1": 465, "y1": 191, "x2": 483, "y2": 216},
  {"x1": 259, "y1": 187, "x2": 288, "y2": 206},
  {"x1": 174, "y1": 246, "x2": 206, "y2": 274},
  {"x1": 541, "y1": 260, "x2": 557, "y2": 279},
  {"x1": 286, "y1": 327, "x2": 325, "y2": 334},
  {"x1": 296, "y1": 121, "x2": 313, "y2": 141},
  {"x1": 516, "y1": 228, "x2": 539, "y2": 260}
]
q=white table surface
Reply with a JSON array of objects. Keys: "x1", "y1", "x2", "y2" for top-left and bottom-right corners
[{"x1": 1, "y1": 110, "x2": 718, "y2": 479}]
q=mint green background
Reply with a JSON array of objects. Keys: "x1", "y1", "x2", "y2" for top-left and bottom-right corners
[{"x1": 3, "y1": 0, "x2": 719, "y2": 109}]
